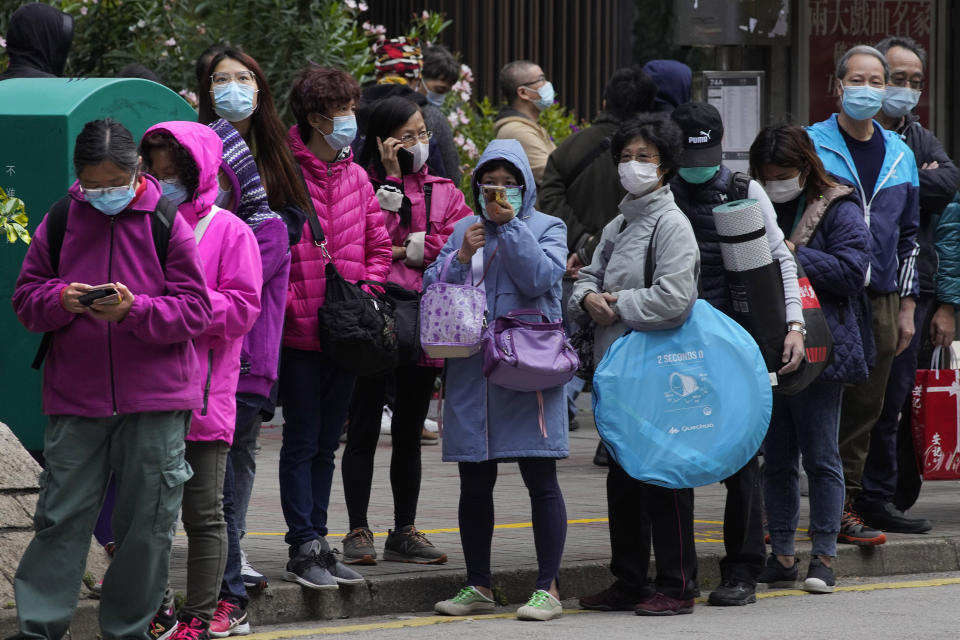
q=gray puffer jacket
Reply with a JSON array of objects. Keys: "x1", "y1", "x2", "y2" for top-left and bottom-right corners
[{"x1": 569, "y1": 185, "x2": 701, "y2": 362}]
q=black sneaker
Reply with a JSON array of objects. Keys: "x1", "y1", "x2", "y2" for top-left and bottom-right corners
[
  {"x1": 283, "y1": 539, "x2": 338, "y2": 590},
  {"x1": 838, "y1": 503, "x2": 887, "y2": 546},
  {"x1": 757, "y1": 553, "x2": 798, "y2": 588},
  {"x1": 148, "y1": 604, "x2": 178, "y2": 640},
  {"x1": 568, "y1": 410, "x2": 580, "y2": 431},
  {"x1": 855, "y1": 500, "x2": 932, "y2": 534},
  {"x1": 707, "y1": 580, "x2": 756, "y2": 606},
  {"x1": 802, "y1": 557, "x2": 836, "y2": 594},
  {"x1": 593, "y1": 442, "x2": 609, "y2": 467},
  {"x1": 383, "y1": 525, "x2": 448, "y2": 564},
  {"x1": 579, "y1": 584, "x2": 639, "y2": 611},
  {"x1": 341, "y1": 527, "x2": 377, "y2": 565}
]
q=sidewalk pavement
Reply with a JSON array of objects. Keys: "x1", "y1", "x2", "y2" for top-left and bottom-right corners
[{"x1": 3, "y1": 392, "x2": 960, "y2": 637}]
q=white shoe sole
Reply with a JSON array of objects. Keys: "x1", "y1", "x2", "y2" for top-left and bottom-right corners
[
  {"x1": 332, "y1": 575, "x2": 366, "y2": 585},
  {"x1": 803, "y1": 578, "x2": 835, "y2": 594},
  {"x1": 434, "y1": 601, "x2": 496, "y2": 616},
  {"x1": 209, "y1": 621, "x2": 251, "y2": 638},
  {"x1": 516, "y1": 605, "x2": 563, "y2": 621},
  {"x1": 282, "y1": 571, "x2": 339, "y2": 590}
]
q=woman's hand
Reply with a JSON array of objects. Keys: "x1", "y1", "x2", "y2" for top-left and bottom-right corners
[
  {"x1": 584, "y1": 291, "x2": 618, "y2": 327},
  {"x1": 87, "y1": 282, "x2": 135, "y2": 323},
  {"x1": 778, "y1": 330, "x2": 805, "y2": 375},
  {"x1": 485, "y1": 198, "x2": 515, "y2": 226},
  {"x1": 392, "y1": 245, "x2": 406, "y2": 262},
  {"x1": 61, "y1": 282, "x2": 93, "y2": 314},
  {"x1": 377, "y1": 136, "x2": 404, "y2": 179},
  {"x1": 457, "y1": 223, "x2": 486, "y2": 263}
]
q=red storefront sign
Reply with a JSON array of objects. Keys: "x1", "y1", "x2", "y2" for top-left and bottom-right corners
[{"x1": 806, "y1": 0, "x2": 934, "y2": 126}]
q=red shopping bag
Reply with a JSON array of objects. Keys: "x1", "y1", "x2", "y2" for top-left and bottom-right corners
[{"x1": 911, "y1": 347, "x2": 960, "y2": 480}]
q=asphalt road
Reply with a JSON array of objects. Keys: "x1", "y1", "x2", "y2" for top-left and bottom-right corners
[{"x1": 240, "y1": 572, "x2": 960, "y2": 640}]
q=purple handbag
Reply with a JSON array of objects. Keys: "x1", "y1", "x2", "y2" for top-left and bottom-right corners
[
  {"x1": 420, "y1": 248, "x2": 489, "y2": 359},
  {"x1": 481, "y1": 309, "x2": 579, "y2": 392}
]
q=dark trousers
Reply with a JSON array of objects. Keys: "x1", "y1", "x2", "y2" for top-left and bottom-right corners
[
  {"x1": 861, "y1": 296, "x2": 935, "y2": 506},
  {"x1": 719, "y1": 456, "x2": 766, "y2": 584},
  {"x1": 342, "y1": 365, "x2": 439, "y2": 531},
  {"x1": 607, "y1": 459, "x2": 697, "y2": 600},
  {"x1": 458, "y1": 458, "x2": 566, "y2": 590},
  {"x1": 278, "y1": 347, "x2": 356, "y2": 549}
]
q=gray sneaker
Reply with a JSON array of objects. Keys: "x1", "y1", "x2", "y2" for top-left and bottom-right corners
[
  {"x1": 282, "y1": 539, "x2": 337, "y2": 590},
  {"x1": 383, "y1": 525, "x2": 447, "y2": 564},
  {"x1": 315, "y1": 537, "x2": 365, "y2": 586},
  {"x1": 341, "y1": 527, "x2": 377, "y2": 565}
]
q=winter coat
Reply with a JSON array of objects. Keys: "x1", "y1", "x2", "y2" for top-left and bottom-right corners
[
  {"x1": 494, "y1": 108, "x2": 557, "y2": 186},
  {"x1": 211, "y1": 119, "x2": 291, "y2": 404},
  {"x1": 423, "y1": 139, "x2": 568, "y2": 462},
  {"x1": 0, "y1": 3, "x2": 73, "y2": 81},
  {"x1": 935, "y1": 195, "x2": 960, "y2": 305},
  {"x1": 807, "y1": 114, "x2": 920, "y2": 298},
  {"x1": 642, "y1": 60, "x2": 692, "y2": 113},
  {"x1": 670, "y1": 167, "x2": 803, "y2": 323},
  {"x1": 13, "y1": 176, "x2": 212, "y2": 417},
  {"x1": 895, "y1": 113, "x2": 960, "y2": 299},
  {"x1": 568, "y1": 185, "x2": 701, "y2": 361},
  {"x1": 537, "y1": 112, "x2": 625, "y2": 257},
  {"x1": 284, "y1": 125, "x2": 392, "y2": 351},
  {"x1": 785, "y1": 186, "x2": 872, "y2": 384},
  {"x1": 145, "y1": 122, "x2": 263, "y2": 445}
]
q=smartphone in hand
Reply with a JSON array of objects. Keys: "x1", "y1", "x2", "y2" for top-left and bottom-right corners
[{"x1": 78, "y1": 285, "x2": 120, "y2": 306}]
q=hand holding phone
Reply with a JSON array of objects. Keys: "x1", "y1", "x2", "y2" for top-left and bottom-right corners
[{"x1": 78, "y1": 285, "x2": 120, "y2": 306}]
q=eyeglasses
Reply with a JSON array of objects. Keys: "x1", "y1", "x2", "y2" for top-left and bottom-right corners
[
  {"x1": 889, "y1": 74, "x2": 923, "y2": 91},
  {"x1": 398, "y1": 131, "x2": 433, "y2": 145},
  {"x1": 619, "y1": 153, "x2": 660, "y2": 164},
  {"x1": 79, "y1": 176, "x2": 136, "y2": 197},
  {"x1": 520, "y1": 74, "x2": 547, "y2": 87},
  {"x1": 211, "y1": 71, "x2": 257, "y2": 86},
  {"x1": 478, "y1": 183, "x2": 524, "y2": 191}
]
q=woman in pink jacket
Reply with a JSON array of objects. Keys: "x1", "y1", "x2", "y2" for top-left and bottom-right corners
[
  {"x1": 340, "y1": 96, "x2": 473, "y2": 566},
  {"x1": 140, "y1": 121, "x2": 263, "y2": 640},
  {"x1": 279, "y1": 66, "x2": 392, "y2": 590}
]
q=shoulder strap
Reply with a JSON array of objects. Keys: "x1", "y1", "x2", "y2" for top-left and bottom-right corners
[
  {"x1": 152, "y1": 196, "x2": 176, "y2": 270},
  {"x1": 564, "y1": 136, "x2": 613, "y2": 189},
  {"x1": 45, "y1": 195, "x2": 73, "y2": 276},
  {"x1": 727, "y1": 171, "x2": 751, "y2": 202},
  {"x1": 423, "y1": 183, "x2": 433, "y2": 234},
  {"x1": 644, "y1": 218, "x2": 661, "y2": 290},
  {"x1": 297, "y1": 168, "x2": 326, "y2": 247}
]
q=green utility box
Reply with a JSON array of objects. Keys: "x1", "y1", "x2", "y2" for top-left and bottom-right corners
[{"x1": 0, "y1": 78, "x2": 197, "y2": 450}]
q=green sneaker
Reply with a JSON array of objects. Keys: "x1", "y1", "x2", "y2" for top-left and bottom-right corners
[
  {"x1": 516, "y1": 589, "x2": 562, "y2": 621},
  {"x1": 434, "y1": 586, "x2": 496, "y2": 616}
]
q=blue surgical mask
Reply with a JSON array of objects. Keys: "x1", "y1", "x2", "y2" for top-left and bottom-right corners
[
  {"x1": 677, "y1": 166, "x2": 720, "y2": 184},
  {"x1": 532, "y1": 81, "x2": 555, "y2": 111},
  {"x1": 841, "y1": 85, "x2": 885, "y2": 121},
  {"x1": 160, "y1": 178, "x2": 189, "y2": 206},
  {"x1": 215, "y1": 185, "x2": 233, "y2": 210},
  {"x1": 882, "y1": 86, "x2": 921, "y2": 118},
  {"x1": 318, "y1": 114, "x2": 357, "y2": 151},
  {"x1": 213, "y1": 82, "x2": 257, "y2": 122},
  {"x1": 85, "y1": 178, "x2": 137, "y2": 216},
  {"x1": 426, "y1": 90, "x2": 446, "y2": 108}
]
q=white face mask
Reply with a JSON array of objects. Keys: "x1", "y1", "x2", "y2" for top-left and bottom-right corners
[
  {"x1": 409, "y1": 141, "x2": 430, "y2": 173},
  {"x1": 763, "y1": 176, "x2": 804, "y2": 203},
  {"x1": 618, "y1": 161, "x2": 660, "y2": 196}
]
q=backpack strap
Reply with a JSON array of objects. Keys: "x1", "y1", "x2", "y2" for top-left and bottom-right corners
[
  {"x1": 152, "y1": 196, "x2": 177, "y2": 270},
  {"x1": 423, "y1": 183, "x2": 433, "y2": 234},
  {"x1": 563, "y1": 136, "x2": 613, "y2": 189},
  {"x1": 727, "y1": 171, "x2": 751, "y2": 202},
  {"x1": 193, "y1": 206, "x2": 220, "y2": 244}
]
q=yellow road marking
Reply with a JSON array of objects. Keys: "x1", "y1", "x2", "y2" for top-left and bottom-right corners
[{"x1": 240, "y1": 577, "x2": 960, "y2": 639}]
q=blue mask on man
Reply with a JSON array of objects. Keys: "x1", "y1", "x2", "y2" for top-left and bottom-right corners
[
  {"x1": 319, "y1": 114, "x2": 358, "y2": 151},
  {"x1": 841, "y1": 85, "x2": 885, "y2": 121},
  {"x1": 426, "y1": 90, "x2": 446, "y2": 108},
  {"x1": 213, "y1": 82, "x2": 257, "y2": 122},
  {"x1": 881, "y1": 86, "x2": 920, "y2": 118},
  {"x1": 86, "y1": 181, "x2": 136, "y2": 216}
]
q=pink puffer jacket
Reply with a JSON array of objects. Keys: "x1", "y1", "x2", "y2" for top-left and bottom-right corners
[{"x1": 283, "y1": 125, "x2": 392, "y2": 351}]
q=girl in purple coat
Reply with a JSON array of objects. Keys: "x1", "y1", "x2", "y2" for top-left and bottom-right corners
[{"x1": 11, "y1": 118, "x2": 212, "y2": 640}]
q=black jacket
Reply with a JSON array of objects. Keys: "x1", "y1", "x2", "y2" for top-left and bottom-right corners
[
  {"x1": 896, "y1": 113, "x2": 960, "y2": 297},
  {"x1": 0, "y1": 3, "x2": 74, "y2": 81},
  {"x1": 537, "y1": 112, "x2": 624, "y2": 258}
]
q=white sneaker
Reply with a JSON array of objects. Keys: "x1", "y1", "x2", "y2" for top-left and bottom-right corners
[
  {"x1": 434, "y1": 586, "x2": 496, "y2": 616},
  {"x1": 423, "y1": 417, "x2": 439, "y2": 432},
  {"x1": 240, "y1": 548, "x2": 267, "y2": 589},
  {"x1": 379, "y1": 406, "x2": 393, "y2": 434},
  {"x1": 516, "y1": 589, "x2": 562, "y2": 621}
]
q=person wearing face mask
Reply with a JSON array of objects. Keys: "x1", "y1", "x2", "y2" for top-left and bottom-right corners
[
  {"x1": 417, "y1": 45, "x2": 460, "y2": 109},
  {"x1": 570, "y1": 115, "x2": 701, "y2": 616},
  {"x1": 10, "y1": 118, "x2": 212, "y2": 640},
  {"x1": 748, "y1": 124, "x2": 871, "y2": 595},
  {"x1": 494, "y1": 60, "x2": 558, "y2": 186},
  {"x1": 807, "y1": 45, "x2": 921, "y2": 548},
  {"x1": 337, "y1": 97, "x2": 473, "y2": 567},
  {"x1": 425, "y1": 139, "x2": 569, "y2": 622},
  {"x1": 278, "y1": 66, "x2": 392, "y2": 590},
  {"x1": 860, "y1": 36, "x2": 960, "y2": 527},
  {"x1": 668, "y1": 101, "x2": 805, "y2": 607},
  {"x1": 140, "y1": 122, "x2": 263, "y2": 640}
]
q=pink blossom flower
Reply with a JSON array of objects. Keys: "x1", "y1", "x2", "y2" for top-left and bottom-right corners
[
  {"x1": 344, "y1": 0, "x2": 357, "y2": 8},
  {"x1": 447, "y1": 111, "x2": 459, "y2": 127},
  {"x1": 421, "y1": 10, "x2": 430, "y2": 20},
  {"x1": 80, "y1": 6, "x2": 88, "y2": 14},
  {"x1": 164, "y1": 38, "x2": 176, "y2": 47},
  {"x1": 178, "y1": 89, "x2": 198, "y2": 105},
  {"x1": 359, "y1": 1, "x2": 368, "y2": 10},
  {"x1": 0, "y1": 37, "x2": 6, "y2": 49},
  {"x1": 463, "y1": 139, "x2": 478, "y2": 159},
  {"x1": 458, "y1": 109, "x2": 469, "y2": 125},
  {"x1": 453, "y1": 133, "x2": 466, "y2": 146},
  {"x1": 459, "y1": 64, "x2": 474, "y2": 83}
]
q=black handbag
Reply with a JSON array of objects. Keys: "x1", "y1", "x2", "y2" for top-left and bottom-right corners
[
  {"x1": 362, "y1": 280, "x2": 421, "y2": 366},
  {"x1": 302, "y1": 174, "x2": 398, "y2": 377}
]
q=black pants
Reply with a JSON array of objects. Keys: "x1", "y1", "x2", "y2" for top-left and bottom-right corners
[
  {"x1": 341, "y1": 364, "x2": 438, "y2": 531},
  {"x1": 720, "y1": 456, "x2": 765, "y2": 585},
  {"x1": 607, "y1": 459, "x2": 698, "y2": 600}
]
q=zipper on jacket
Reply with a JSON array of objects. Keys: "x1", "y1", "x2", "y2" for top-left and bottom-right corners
[
  {"x1": 201, "y1": 348, "x2": 213, "y2": 416},
  {"x1": 108, "y1": 217, "x2": 118, "y2": 415}
]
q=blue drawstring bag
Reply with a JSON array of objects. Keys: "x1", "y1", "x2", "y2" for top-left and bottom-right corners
[{"x1": 593, "y1": 299, "x2": 772, "y2": 489}]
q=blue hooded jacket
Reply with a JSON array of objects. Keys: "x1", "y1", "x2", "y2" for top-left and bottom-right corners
[
  {"x1": 423, "y1": 139, "x2": 569, "y2": 462},
  {"x1": 807, "y1": 114, "x2": 920, "y2": 298}
]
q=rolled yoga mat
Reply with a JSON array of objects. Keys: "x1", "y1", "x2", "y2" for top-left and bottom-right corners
[{"x1": 713, "y1": 199, "x2": 773, "y2": 272}]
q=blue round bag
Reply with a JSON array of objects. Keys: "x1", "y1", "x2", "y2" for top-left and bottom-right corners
[{"x1": 593, "y1": 299, "x2": 772, "y2": 488}]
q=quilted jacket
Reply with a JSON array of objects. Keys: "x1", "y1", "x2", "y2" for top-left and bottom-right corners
[
  {"x1": 935, "y1": 195, "x2": 960, "y2": 305},
  {"x1": 283, "y1": 125, "x2": 392, "y2": 351}
]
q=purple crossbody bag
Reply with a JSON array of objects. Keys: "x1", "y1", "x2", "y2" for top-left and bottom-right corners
[{"x1": 481, "y1": 309, "x2": 579, "y2": 392}]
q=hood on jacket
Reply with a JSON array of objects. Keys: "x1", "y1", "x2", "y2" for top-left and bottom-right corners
[
  {"x1": 144, "y1": 121, "x2": 224, "y2": 220},
  {"x1": 0, "y1": 2, "x2": 74, "y2": 79},
  {"x1": 209, "y1": 118, "x2": 280, "y2": 229},
  {"x1": 471, "y1": 139, "x2": 538, "y2": 218},
  {"x1": 642, "y1": 60, "x2": 692, "y2": 113}
]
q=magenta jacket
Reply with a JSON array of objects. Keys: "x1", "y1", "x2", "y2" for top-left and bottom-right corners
[
  {"x1": 13, "y1": 175, "x2": 213, "y2": 417},
  {"x1": 283, "y1": 125, "x2": 391, "y2": 351},
  {"x1": 144, "y1": 122, "x2": 263, "y2": 445}
]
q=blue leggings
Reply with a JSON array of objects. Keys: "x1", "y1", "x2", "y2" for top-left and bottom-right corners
[{"x1": 458, "y1": 458, "x2": 567, "y2": 590}]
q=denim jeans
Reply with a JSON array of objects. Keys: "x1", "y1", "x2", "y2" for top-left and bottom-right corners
[
  {"x1": 278, "y1": 347, "x2": 356, "y2": 549},
  {"x1": 763, "y1": 380, "x2": 845, "y2": 557}
]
